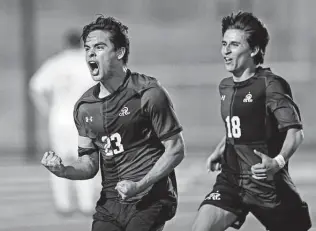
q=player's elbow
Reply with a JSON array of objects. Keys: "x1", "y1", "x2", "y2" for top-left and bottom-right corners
[
  {"x1": 80, "y1": 167, "x2": 98, "y2": 180},
  {"x1": 172, "y1": 138, "x2": 186, "y2": 165},
  {"x1": 88, "y1": 163, "x2": 100, "y2": 179},
  {"x1": 177, "y1": 143, "x2": 185, "y2": 160},
  {"x1": 162, "y1": 132, "x2": 186, "y2": 165},
  {"x1": 172, "y1": 148, "x2": 184, "y2": 168},
  {"x1": 89, "y1": 172, "x2": 98, "y2": 180},
  {"x1": 297, "y1": 129, "x2": 304, "y2": 145},
  {"x1": 289, "y1": 128, "x2": 304, "y2": 148}
]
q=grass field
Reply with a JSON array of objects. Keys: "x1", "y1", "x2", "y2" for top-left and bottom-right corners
[{"x1": 0, "y1": 150, "x2": 315, "y2": 231}]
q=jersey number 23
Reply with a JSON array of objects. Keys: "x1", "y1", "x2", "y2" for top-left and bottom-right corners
[{"x1": 101, "y1": 133, "x2": 124, "y2": 156}]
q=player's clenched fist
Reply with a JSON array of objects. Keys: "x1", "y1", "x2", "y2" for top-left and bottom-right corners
[
  {"x1": 41, "y1": 151, "x2": 65, "y2": 177},
  {"x1": 206, "y1": 152, "x2": 222, "y2": 172}
]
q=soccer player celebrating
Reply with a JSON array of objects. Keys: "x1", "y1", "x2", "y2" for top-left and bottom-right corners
[
  {"x1": 41, "y1": 16, "x2": 185, "y2": 231},
  {"x1": 192, "y1": 12, "x2": 311, "y2": 231}
]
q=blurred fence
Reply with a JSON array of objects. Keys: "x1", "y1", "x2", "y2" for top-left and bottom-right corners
[{"x1": 0, "y1": 0, "x2": 315, "y2": 158}]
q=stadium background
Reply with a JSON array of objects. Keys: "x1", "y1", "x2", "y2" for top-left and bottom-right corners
[{"x1": 0, "y1": 0, "x2": 315, "y2": 230}]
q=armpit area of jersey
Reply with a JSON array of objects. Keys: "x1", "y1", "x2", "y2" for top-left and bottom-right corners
[{"x1": 78, "y1": 146, "x2": 96, "y2": 157}]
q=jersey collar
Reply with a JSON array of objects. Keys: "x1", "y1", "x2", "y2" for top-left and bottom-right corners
[
  {"x1": 92, "y1": 69, "x2": 132, "y2": 100},
  {"x1": 233, "y1": 66, "x2": 271, "y2": 87}
]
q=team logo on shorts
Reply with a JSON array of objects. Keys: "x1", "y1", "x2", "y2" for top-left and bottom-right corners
[
  {"x1": 119, "y1": 106, "x2": 130, "y2": 116},
  {"x1": 205, "y1": 191, "x2": 221, "y2": 201}
]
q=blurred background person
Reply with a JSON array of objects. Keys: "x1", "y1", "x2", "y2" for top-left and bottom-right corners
[{"x1": 29, "y1": 30, "x2": 98, "y2": 216}]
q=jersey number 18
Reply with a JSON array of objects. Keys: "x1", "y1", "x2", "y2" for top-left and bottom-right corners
[{"x1": 225, "y1": 116, "x2": 241, "y2": 138}]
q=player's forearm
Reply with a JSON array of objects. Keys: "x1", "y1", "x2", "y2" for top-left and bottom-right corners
[
  {"x1": 216, "y1": 136, "x2": 226, "y2": 153},
  {"x1": 63, "y1": 155, "x2": 99, "y2": 180},
  {"x1": 137, "y1": 144, "x2": 185, "y2": 192},
  {"x1": 213, "y1": 135, "x2": 226, "y2": 157},
  {"x1": 278, "y1": 128, "x2": 304, "y2": 162}
]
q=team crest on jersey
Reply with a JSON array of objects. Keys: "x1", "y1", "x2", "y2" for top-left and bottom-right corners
[
  {"x1": 205, "y1": 191, "x2": 221, "y2": 201},
  {"x1": 243, "y1": 92, "x2": 253, "y2": 103},
  {"x1": 119, "y1": 106, "x2": 130, "y2": 116}
]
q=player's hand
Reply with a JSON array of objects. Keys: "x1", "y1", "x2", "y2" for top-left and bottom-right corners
[
  {"x1": 206, "y1": 151, "x2": 222, "y2": 172},
  {"x1": 251, "y1": 149, "x2": 280, "y2": 180},
  {"x1": 41, "y1": 151, "x2": 65, "y2": 177},
  {"x1": 115, "y1": 180, "x2": 140, "y2": 200}
]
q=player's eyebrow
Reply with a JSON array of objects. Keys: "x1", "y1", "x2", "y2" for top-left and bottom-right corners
[
  {"x1": 231, "y1": 41, "x2": 241, "y2": 45},
  {"x1": 93, "y1": 42, "x2": 107, "y2": 47},
  {"x1": 222, "y1": 40, "x2": 241, "y2": 45},
  {"x1": 84, "y1": 42, "x2": 107, "y2": 48}
]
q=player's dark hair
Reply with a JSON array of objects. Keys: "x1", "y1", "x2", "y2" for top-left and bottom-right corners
[
  {"x1": 221, "y1": 11, "x2": 269, "y2": 65},
  {"x1": 82, "y1": 15, "x2": 130, "y2": 64}
]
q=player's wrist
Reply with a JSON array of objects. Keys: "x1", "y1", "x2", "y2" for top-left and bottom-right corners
[
  {"x1": 136, "y1": 179, "x2": 150, "y2": 193},
  {"x1": 210, "y1": 150, "x2": 222, "y2": 159},
  {"x1": 55, "y1": 165, "x2": 67, "y2": 178},
  {"x1": 274, "y1": 154, "x2": 286, "y2": 169}
]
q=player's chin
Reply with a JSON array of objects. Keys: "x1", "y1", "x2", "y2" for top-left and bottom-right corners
[
  {"x1": 91, "y1": 73, "x2": 102, "y2": 82},
  {"x1": 224, "y1": 65, "x2": 235, "y2": 73}
]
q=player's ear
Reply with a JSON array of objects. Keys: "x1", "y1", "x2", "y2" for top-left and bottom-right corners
[
  {"x1": 116, "y1": 47, "x2": 126, "y2": 61},
  {"x1": 250, "y1": 46, "x2": 260, "y2": 58}
]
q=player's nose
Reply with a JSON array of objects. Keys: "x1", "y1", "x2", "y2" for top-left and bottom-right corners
[
  {"x1": 88, "y1": 49, "x2": 96, "y2": 58},
  {"x1": 224, "y1": 46, "x2": 231, "y2": 54}
]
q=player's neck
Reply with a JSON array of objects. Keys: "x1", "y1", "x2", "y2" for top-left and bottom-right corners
[
  {"x1": 232, "y1": 65, "x2": 257, "y2": 82},
  {"x1": 99, "y1": 66, "x2": 127, "y2": 98}
]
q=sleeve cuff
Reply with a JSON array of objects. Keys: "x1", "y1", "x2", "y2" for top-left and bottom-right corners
[
  {"x1": 159, "y1": 127, "x2": 183, "y2": 141},
  {"x1": 279, "y1": 124, "x2": 303, "y2": 132}
]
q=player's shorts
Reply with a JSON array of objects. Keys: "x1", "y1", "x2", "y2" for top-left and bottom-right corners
[
  {"x1": 199, "y1": 171, "x2": 312, "y2": 231},
  {"x1": 92, "y1": 197, "x2": 172, "y2": 231}
]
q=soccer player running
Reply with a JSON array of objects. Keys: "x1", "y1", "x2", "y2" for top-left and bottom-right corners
[
  {"x1": 30, "y1": 30, "x2": 97, "y2": 216},
  {"x1": 41, "y1": 16, "x2": 185, "y2": 231},
  {"x1": 192, "y1": 12, "x2": 312, "y2": 231}
]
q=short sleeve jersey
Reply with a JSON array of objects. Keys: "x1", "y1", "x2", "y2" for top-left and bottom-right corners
[
  {"x1": 219, "y1": 67, "x2": 302, "y2": 173},
  {"x1": 73, "y1": 70, "x2": 182, "y2": 207}
]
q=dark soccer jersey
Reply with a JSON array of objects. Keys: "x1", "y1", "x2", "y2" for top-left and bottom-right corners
[
  {"x1": 219, "y1": 67, "x2": 303, "y2": 204},
  {"x1": 73, "y1": 70, "x2": 182, "y2": 203}
]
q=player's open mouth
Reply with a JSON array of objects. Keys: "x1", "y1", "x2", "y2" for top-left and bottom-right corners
[
  {"x1": 224, "y1": 57, "x2": 233, "y2": 64},
  {"x1": 88, "y1": 61, "x2": 99, "y2": 75}
]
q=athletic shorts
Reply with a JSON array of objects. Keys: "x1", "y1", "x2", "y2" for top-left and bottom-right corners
[
  {"x1": 92, "y1": 198, "x2": 171, "y2": 231},
  {"x1": 199, "y1": 172, "x2": 312, "y2": 231}
]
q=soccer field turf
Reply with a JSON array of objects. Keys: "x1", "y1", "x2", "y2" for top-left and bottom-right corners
[{"x1": 0, "y1": 151, "x2": 315, "y2": 231}]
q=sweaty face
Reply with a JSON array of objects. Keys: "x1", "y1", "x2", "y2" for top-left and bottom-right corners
[
  {"x1": 84, "y1": 30, "x2": 117, "y2": 81},
  {"x1": 221, "y1": 29, "x2": 255, "y2": 76}
]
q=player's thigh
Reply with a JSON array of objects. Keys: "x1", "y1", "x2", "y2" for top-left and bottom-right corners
[
  {"x1": 193, "y1": 173, "x2": 248, "y2": 231},
  {"x1": 91, "y1": 220, "x2": 122, "y2": 231},
  {"x1": 126, "y1": 202, "x2": 165, "y2": 231},
  {"x1": 192, "y1": 204, "x2": 238, "y2": 231},
  {"x1": 252, "y1": 201, "x2": 312, "y2": 231}
]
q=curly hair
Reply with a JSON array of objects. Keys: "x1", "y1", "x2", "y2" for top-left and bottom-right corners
[
  {"x1": 82, "y1": 15, "x2": 130, "y2": 64},
  {"x1": 222, "y1": 11, "x2": 270, "y2": 65}
]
